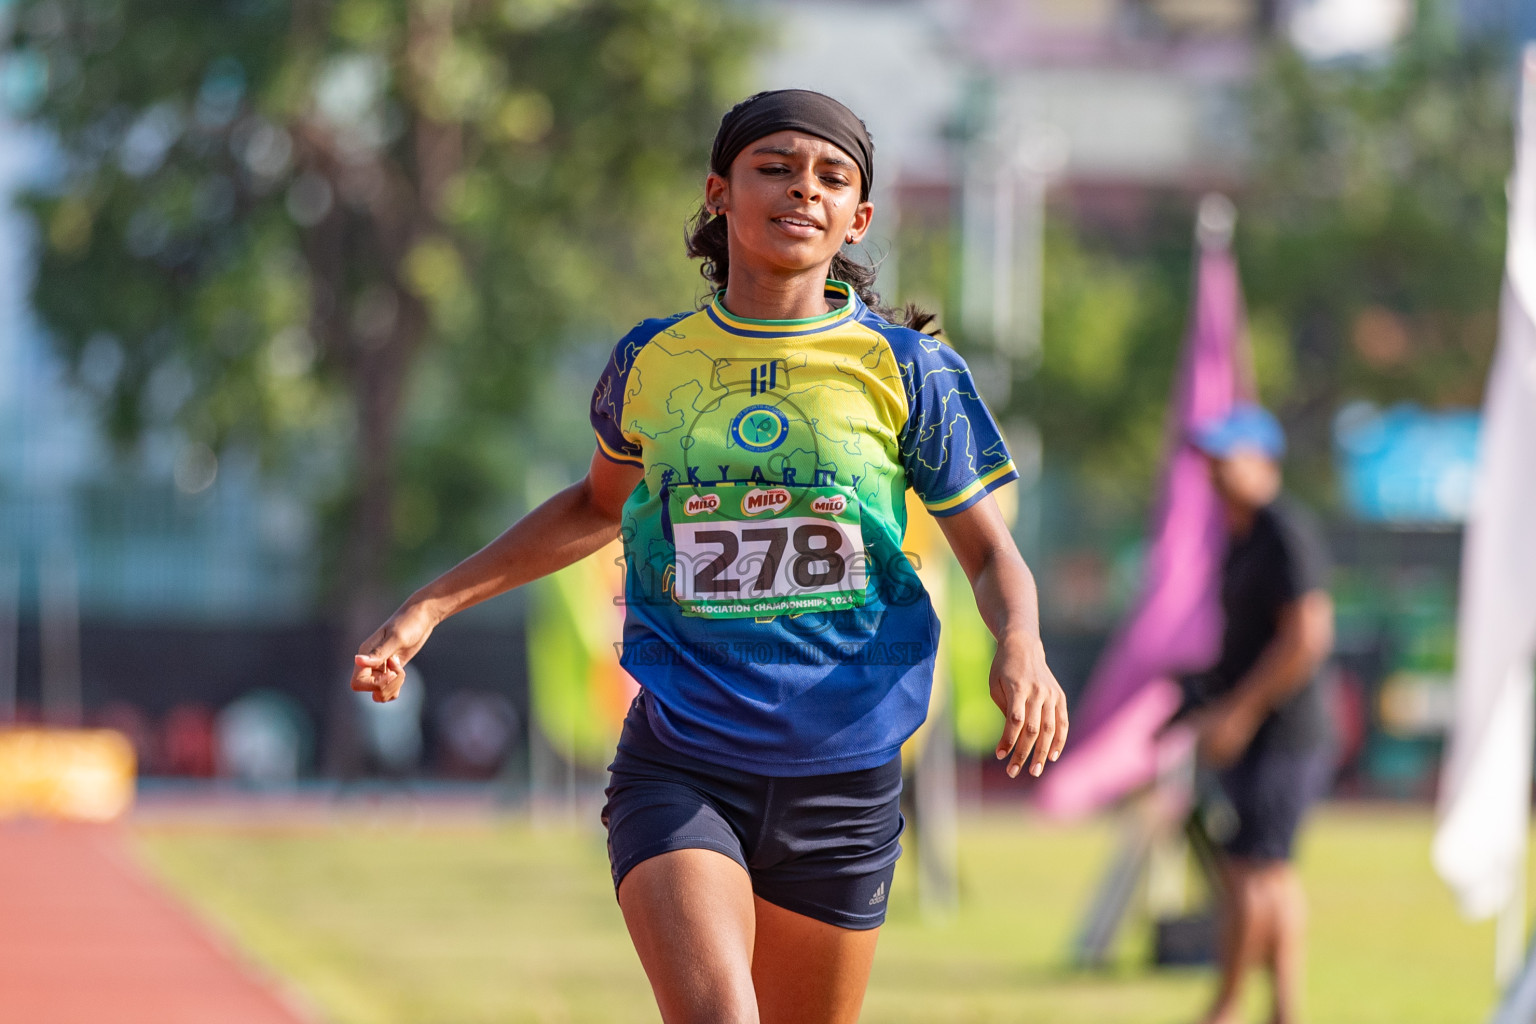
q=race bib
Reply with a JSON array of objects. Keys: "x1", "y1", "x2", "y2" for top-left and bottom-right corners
[{"x1": 668, "y1": 484, "x2": 867, "y2": 618}]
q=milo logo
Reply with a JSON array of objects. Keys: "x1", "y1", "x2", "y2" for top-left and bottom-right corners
[
  {"x1": 683, "y1": 493, "x2": 720, "y2": 517},
  {"x1": 811, "y1": 494, "x2": 847, "y2": 515},
  {"x1": 741, "y1": 488, "x2": 791, "y2": 516}
]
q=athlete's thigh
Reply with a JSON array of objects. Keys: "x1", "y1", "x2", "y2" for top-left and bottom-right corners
[
  {"x1": 618, "y1": 848, "x2": 760, "y2": 1024},
  {"x1": 751, "y1": 895, "x2": 880, "y2": 1024}
]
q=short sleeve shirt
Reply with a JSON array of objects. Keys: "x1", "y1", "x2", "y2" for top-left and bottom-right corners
[
  {"x1": 589, "y1": 281, "x2": 1017, "y2": 775},
  {"x1": 1211, "y1": 498, "x2": 1333, "y2": 753}
]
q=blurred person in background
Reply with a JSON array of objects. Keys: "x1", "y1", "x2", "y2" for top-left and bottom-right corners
[
  {"x1": 351, "y1": 89, "x2": 1069, "y2": 1024},
  {"x1": 1185, "y1": 404, "x2": 1335, "y2": 1024}
]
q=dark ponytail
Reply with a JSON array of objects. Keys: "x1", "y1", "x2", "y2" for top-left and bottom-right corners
[{"x1": 684, "y1": 205, "x2": 940, "y2": 335}]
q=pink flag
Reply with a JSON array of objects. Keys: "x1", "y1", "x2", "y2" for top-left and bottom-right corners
[{"x1": 1035, "y1": 212, "x2": 1252, "y2": 818}]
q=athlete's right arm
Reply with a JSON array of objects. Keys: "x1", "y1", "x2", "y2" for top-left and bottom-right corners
[{"x1": 349, "y1": 449, "x2": 644, "y2": 702}]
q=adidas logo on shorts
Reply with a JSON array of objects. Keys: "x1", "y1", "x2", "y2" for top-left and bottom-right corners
[{"x1": 868, "y1": 881, "x2": 886, "y2": 906}]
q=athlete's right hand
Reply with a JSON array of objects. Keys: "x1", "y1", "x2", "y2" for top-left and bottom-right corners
[
  {"x1": 990, "y1": 632, "x2": 1070, "y2": 779},
  {"x1": 351, "y1": 602, "x2": 437, "y2": 703}
]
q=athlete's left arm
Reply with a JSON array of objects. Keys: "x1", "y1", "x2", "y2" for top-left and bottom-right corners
[{"x1": 936, "y1": 495, "x2": 1069, "y2": 779}]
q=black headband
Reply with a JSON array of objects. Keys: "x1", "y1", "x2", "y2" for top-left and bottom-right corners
[{"x1": 710, "y1": 89, "x2": 874, "y2": 201}]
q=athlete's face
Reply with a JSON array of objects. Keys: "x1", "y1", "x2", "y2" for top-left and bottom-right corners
[{"x1": 705, "y1": 130, "x2": 874, "y2": 279}]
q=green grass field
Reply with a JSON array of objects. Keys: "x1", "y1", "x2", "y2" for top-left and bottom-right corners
[{"x1": 134, "y1": 805, "x2": 1509, "y2": 1024}]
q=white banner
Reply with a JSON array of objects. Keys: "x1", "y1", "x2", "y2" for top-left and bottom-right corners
[{"x1": 1431, "y1": 45, "x2": 1536, "y2": 923}]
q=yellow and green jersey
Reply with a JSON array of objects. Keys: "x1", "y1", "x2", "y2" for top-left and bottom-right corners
[{"x1": 590, "y1": 281, "x2": 1017, "y2": 775}]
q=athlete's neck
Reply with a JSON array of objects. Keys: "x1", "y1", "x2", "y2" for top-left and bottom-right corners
[{"x1": 720, "y1": 265, "x2": 839, "y2": 322}]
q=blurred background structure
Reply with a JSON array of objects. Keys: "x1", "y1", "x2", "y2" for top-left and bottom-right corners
[
  {"x1": 4, "y1": 0, "x2": 1536, "y2": 1020},
  {"x1": 0, "y1": 0, "x2": 1521, "y2": 799}
]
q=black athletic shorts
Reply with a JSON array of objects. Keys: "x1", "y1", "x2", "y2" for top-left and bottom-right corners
[
  {"x1": 601, "y1": 693, "x2": 904, "y2": 931},
  {"x1": 1217, "y1": 744, "x2": 1333, "y2": 862}
]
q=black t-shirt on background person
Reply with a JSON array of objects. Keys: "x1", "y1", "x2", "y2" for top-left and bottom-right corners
[{"x1": 1203, "y1": 497, "x2": 1334, "y2": 756}]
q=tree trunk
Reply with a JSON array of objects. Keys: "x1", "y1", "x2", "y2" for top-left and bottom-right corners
[
  {"x1": 316, "y1": 0, "x2": 462, "y2": 776},
  {"x1": 325, "y1": 322, "x2": 418, "y2": 777}
]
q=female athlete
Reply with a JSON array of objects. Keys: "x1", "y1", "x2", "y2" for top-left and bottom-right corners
[{"x1": 351, "y1": 89, "x2": 1069, "y2": 1024}]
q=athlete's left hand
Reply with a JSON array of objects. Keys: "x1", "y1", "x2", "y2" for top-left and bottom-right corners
[{"x1": 990, "y1": 633, "x2": 1069, "y2": 778}]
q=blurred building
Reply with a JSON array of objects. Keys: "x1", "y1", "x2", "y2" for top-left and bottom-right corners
[
  {"x1": 0, "y1": 123, "x2": 316, "y2": 625},
  {"x1": 752, "y1": 0, "x2": 1264, "y2": 231},
  {"x1": 0, "y1": 105, "x2": 346, "y2": 773}
]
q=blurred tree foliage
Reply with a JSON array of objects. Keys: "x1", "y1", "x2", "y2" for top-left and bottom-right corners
[
  {"x1": 893, "y1": 200, "x2": 1202, "y2": 523},
  {"x1": 1014, "y1": 17, "x2": 1512, "y2": 516},
  {"x1": 1238, "y1": 16, "x2": 1511, "y2": 497},
  {"x1": 6, "y1": 0, "x2": 751, "y2": 625},
  {"x1": 1030, "y1": 216, "x2": 1190, "y2": 514},
  {"x1": 1028, "y1": 214, "x2": 1299, "y2": 516}
]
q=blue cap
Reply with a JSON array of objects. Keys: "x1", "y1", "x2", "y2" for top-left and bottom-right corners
[{"x1": 1190, "y1": 403, "x2": 1286, "y2": 460}]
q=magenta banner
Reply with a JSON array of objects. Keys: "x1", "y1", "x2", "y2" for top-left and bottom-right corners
[{"x1": 1035, "y1": 236, "x2": 1252, "y2": 818}]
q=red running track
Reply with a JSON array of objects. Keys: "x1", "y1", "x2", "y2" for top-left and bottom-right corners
[{"x1": 0, "y1": 821, "x2": 313, "y2": 1024}]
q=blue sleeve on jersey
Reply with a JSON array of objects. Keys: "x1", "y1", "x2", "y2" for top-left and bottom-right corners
[
  {"x1": 590, "y1": 315, "x2": 681, "y2": 466},
  {"x1": 891, "y1": 330, "x2": 1018, "y2": 517}
]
